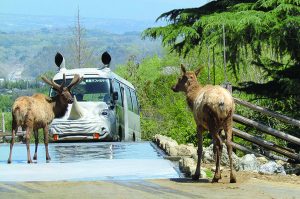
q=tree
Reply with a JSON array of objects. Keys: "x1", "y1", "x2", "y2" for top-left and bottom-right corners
[
  {"x1": 143, "y1": 0, "x2": 300, "y2": 153},
  {"x1": 69, "y1": 7, "x2": 95, "y2": 68},
  {"x1": 143, "y1": 0, "x2": 300, "y2": 111}
]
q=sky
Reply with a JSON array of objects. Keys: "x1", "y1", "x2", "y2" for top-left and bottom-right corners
[{"x1": 0, "y1": 0, "x2": 208, "y2": 21}]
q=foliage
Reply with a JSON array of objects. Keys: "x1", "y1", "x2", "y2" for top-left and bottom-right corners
[
  {"x1": 143, "y1": 0, "x2": 300, "y2": 152},
  {"x1": 116, "y1": 50, "x2": 296, "y2": 152},
  {"x1": 116, "y1": 52, "x2": 234, "y2": 145},
  {"x1": 2, "y1": 112, "x2": 12, "y2": 133},
  {"x1": 143, "y1": 0, "x2": 300, "y2": 99},
  {"x1": 0, "y1": 79, "x2": 42, "y2": 90},
  {"x1": 0, "y1": 95, "x2": 13, "y2": 112}
]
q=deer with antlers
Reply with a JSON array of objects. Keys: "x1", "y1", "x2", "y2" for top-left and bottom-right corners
[{"x1": 7, "y1": 74, "x2": 81, "y2": 164}]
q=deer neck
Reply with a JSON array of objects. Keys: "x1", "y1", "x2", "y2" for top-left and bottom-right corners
[
  {"x1": 185, "y1": 80, "x2": 202, "y2": 110},
  {"x1": 51, "y1": 96, "x2": 69, "y2": 118}
]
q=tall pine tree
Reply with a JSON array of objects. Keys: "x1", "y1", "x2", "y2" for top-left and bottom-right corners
[{"x1": 143, "y1": 0, "x2": 300, "y2": 102}]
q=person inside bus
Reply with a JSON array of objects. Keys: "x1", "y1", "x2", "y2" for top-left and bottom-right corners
[
  {"x1": 103, "y1": 93, "x2": 111, "y2": 104},
  {"x1": 75, "y1": 93, "x2": 84, "y2": 101}
]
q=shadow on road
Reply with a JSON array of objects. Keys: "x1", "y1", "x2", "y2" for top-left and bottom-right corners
[{"x1": 170, "y1": 178, "x2": 210, "y2": 183}]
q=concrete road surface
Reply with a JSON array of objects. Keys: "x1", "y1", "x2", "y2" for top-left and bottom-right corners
[{"x1": 0, "y1": 177, "x2": 299, "y2": 199}]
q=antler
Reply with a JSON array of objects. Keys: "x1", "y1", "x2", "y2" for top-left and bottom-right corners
[
  {"x1": 67, "y1": 74, "x2": 82, "y2": 90},
  {"x1": 60, "y1": 73, "x2": 66, "y2": 88},
  {"x1": 42, "y1": 74, "x2": 81, "y2": 91},
  {"x1": 41, "y1": 76, "x2": 61, "y2": 91}
]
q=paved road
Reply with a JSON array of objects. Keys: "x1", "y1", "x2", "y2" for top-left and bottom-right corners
[
  {"x1": 0, "y1": 178, "x2": 299, "y2": 199},
  {"x1": 0, "y1": 142, "x2": 180, "y2": 181},
  {"x1": 1, "y1": 142, "x2": 299, "y2": 198}
]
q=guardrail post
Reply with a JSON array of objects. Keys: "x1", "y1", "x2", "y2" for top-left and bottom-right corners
[{"x1": 222, "y1": 82, "x2": 232, "y2": 94}]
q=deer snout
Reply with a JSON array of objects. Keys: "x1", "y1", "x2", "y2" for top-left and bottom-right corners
[
  {"x1": 171, "y1": 86, "x2": 179, "y2": 92},
  {"x1": 68, "y1": 98, "x2": 74, "y2": 104}
]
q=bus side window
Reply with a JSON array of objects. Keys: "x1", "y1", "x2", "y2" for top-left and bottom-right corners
[
  {"x1": 113, "y1": 80, "x2": 123, "y2": 106},
  {"x1": 125, "y1": 87, "x2": 133, "y2": 111},
  {"x1": 130, "y1": 89, "x2": 139, "y2": 114}
]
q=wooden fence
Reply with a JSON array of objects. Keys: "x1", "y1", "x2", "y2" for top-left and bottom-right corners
[
  {"x1": 1, "y1": 97, "x2": 299, "y2": 162},
  {"x1": 0, "y1": 113, "x2": 25, "y2": 142},
  {"x1": 232, "y1": 97, "x2": 300, "y2": 163}
]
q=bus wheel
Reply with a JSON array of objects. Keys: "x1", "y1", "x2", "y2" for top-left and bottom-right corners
[
  {"x1": 118, "y1": 127, "x2": 123, "y2": 142},
  {"x1": 133, "y1": 132, "x2": 136, "y2": 142}
]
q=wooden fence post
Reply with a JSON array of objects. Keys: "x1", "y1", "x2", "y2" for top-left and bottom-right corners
[{"x1": 1, "y1": 112, "x2": 4, "y2": 133}]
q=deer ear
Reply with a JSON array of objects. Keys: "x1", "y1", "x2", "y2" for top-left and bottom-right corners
[
  {"x1": 195, "y1": 67, "x2": 201, "y2": 76},
  {"x1": 180, "y1": 64, "x2": 186, "y2": 74}
]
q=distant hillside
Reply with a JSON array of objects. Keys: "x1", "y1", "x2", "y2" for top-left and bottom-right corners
[
  {"x1": 0, "y1": 13, "x2": 163, "y2": 34},
  {"x1": 0, "y1": 14, "x2": 163, "y2": 79}
]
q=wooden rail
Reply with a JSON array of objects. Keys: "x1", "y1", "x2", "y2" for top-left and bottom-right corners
[
  {"x1": 233, "y1": 114, "x2": 300, "y2": 146},
  {"x1": 231, "y1": 142, "x2": 288, "y2": 161},
  {"x1": 233, "y1": 128, "x2": 300, "y2": 161},
  {"x1": 233, "y1": 97, "x2": 300, "y2": 162},
  {"x1": 234, "y1": 98, "x2": 300, "y2": 128}
]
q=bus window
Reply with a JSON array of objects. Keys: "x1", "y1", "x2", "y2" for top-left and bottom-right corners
[
  {"x1": 130, "y1": 89, "x2": 139, "y2": 114},
  {"x1": 50, "y1": 78, "x2": 111, "y2": 103},
  {"x1": 125, "y1": 87, "x2": 133, "y2": 111},
  {"x1": 113, "y1": 80, "x2": 123, "y2": 106}
]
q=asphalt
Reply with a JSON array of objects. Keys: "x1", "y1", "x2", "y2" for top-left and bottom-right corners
[
  {"x1": 1, "y1": 142, "x2": 299, "y2": 198},
  {"x1": 0, "y1": 177, "x2": 299, "y2": 199}
]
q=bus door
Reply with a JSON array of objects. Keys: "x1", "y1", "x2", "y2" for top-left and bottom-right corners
[{"x1": 121, "y1": 86, "x2": 129, "y2": 141}]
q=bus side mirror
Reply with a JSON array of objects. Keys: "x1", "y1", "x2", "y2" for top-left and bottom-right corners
[{"x1": 113, "y1": 92, "x2": 118, "y2": 101}]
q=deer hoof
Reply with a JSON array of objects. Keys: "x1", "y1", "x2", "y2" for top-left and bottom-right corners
[
  {"x1": 230, "y1": 177, "x2": 237, "y2": 183},
  {"x1": 46, "y1": 156, "x2": 51, "y2": 163},
  {"x1": 192, "y1": 174, "x2": 200, "y2": 181},
  {"x1": 212, "y1": 178, "x2": 219, "y2": 183},
  {"x1": 7, "y1": 160, "x2": 12, "y2": 164}
]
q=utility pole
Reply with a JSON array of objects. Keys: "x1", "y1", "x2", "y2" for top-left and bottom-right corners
[
  {"x1": 213, "y1": 47, "x2": 216, "y2": 85},
  {"x1": 222, "y1": 24, "x2": 228, "y2": 83},
  {"x1": 207, "y1": 44, "x2": 211, "y2": 83},
  {"x1": 76, "y1": 7, "x2": 82, "y2": 68}
]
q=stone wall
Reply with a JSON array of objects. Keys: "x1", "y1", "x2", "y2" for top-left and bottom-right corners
[{"x1": 153, "y1": 134, "x2": 300, "y2": 178}]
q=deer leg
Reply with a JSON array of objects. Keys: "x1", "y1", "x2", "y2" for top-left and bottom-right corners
[
  {"x1": 213, "y1": 140, "x2": 217, "y2": 161},
  {"x1": 25, "y1": 127, "x2": 33, "y2": 164},
  {"x1": 218, "y1": 130, "x2": 224, "y2": 163},
  {"x1": 44, "y1": 126, "x2": 51, "y2": 162},
  {"x1": 192, "y1": 125, "x2": 204, "y2": 180},
  {"x1": 224, "y1": 121, "x2": 237, "y2": 183},
  {"x1": 33, "y1": 129, "x2": 38, "y2": 160},
  {"x1": 7, "y1": 120, "x2": 17, "y2": 164},
  {"x1": 212, "y1": 133, "x2": 222, "y2": 183}
]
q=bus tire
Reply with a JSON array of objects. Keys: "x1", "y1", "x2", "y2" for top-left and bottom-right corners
[{"x1": 118, "y1": 127, "x2": 123, "y2": 141}]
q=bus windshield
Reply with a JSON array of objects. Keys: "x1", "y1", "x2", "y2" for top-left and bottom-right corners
[{"x1": 50, "y1": 78, "x2": 111, "y2": 103}]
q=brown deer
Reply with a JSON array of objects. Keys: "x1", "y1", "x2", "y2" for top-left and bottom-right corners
[
  {"x1": 172, "y1": 64, "x2": 236, "y2": 183},
  {"x1": 8, "y1": 74, "x2": 81, "y2": 164}
]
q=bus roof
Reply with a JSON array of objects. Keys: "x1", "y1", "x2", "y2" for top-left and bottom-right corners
[{"x1": 53, "y1": 67, "x2": 135, "y2": 89}]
